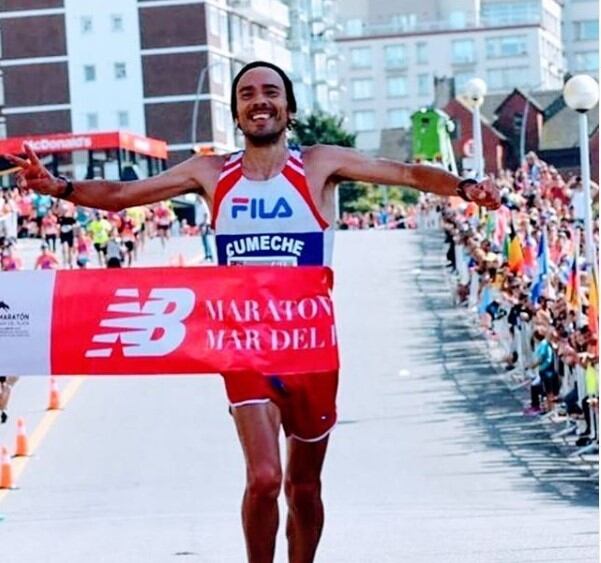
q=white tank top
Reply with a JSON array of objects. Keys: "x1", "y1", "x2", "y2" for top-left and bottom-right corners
[{"x1": 212, "y1": 146, "x2": 333, "y2": 266}]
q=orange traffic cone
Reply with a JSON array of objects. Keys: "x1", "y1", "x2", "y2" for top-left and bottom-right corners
[
  {"x1": 0, "y1": 446, "x2": 14, "y2": 489},
  {"x1": 14, "y1": 417, "x2": 29, "y2": 457},
  {"x1": 48, "y1": 377, "x2": 61, "y2": 410}
]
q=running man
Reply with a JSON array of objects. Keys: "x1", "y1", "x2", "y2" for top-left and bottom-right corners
[
  {"x1": 87, "y1": 211, "x2": 111, "y2": 266},
  {"x1": 6, "y1": 61, "x2": 500, "y2": 563}
]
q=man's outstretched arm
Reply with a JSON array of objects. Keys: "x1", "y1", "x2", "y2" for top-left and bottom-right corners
[
  {"x1": 311, "y1": 145, "x2": 500, "y2": 209},
  {"x1": 5, "y1": 144, "x2": 213, "y2": 211}
]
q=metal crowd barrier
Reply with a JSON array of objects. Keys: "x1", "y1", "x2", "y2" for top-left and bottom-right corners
[{"x1": 449, "y1": 238, "x2": 599, "y2": 466}]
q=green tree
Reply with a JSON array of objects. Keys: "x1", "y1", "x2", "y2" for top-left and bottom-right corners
[
  {"x1": 291, "y1": 111, "x2": 418, "y2": 214},
  {"x1": 339, "y1": 183, "x2": 419, "y2": 213},
  {"x1": 291, "y1": 111, "x2": 356, "y2": 147}
]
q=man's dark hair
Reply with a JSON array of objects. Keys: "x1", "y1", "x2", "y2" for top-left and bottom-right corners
[{"x1": 230, "y1": 61, "x2": 297, "y2": 121}]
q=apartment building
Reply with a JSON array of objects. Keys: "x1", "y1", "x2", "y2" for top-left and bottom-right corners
[
  {"x1": 0, "y1": 0, "x2": 340, "y2": 167},
  {"x1": 287, "y1": 0, "x2": 341, "y2": 115},
  {"x1": 562, "y1": 0, "x2": 599, "y2": 77},
  {"x1": 336, "y1": 0, "x2": 570, "y2": 151}
]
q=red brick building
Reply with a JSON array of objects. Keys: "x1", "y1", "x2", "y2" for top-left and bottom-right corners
[
  {"x1": 443, "y1": 98, "x2": 508, "y2": 175},
  {"x1": 444, "y1": 87, "x2": 599, "y2": 179}
]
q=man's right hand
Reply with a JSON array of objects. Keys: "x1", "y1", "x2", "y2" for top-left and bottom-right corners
[{"x1": 5, "y1": 144, "x2": 64, "y2": 196}]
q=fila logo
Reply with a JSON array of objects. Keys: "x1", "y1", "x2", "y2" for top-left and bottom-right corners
[
  {"x1": 86, "y1": 288, "x2": 195, "y2": 358},
  {"x1": 232, "y1": 197, "x2": 293, "y2": 219}
]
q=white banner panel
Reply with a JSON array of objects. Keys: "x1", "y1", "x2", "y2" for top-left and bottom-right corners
[{"x1": 0, "y1": 271, "x2": 55, "y2": 375}]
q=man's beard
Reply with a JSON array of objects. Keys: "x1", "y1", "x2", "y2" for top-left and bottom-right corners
[{"x1": 242, "y1": 124, "x2": 287, "y2": 147}]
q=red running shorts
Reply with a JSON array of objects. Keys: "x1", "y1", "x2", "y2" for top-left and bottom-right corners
[{"x1": 221, "y1": 371, "x2": 338, "y2": 442}]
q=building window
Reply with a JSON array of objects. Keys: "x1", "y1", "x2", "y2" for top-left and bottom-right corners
[
  {"x1": 452, "y1": 39, "x2": 475, "y2": 64},
  {"x1": 311, "y1": 0, "x2": 324, "y2": 19},
  {"x1": 114, "y1": 62, "x2": 127, "y2": 80},
  {"x1": 81, "y1": 16, "x2": 93, "y2": 34},
  {"x1": 316, "y1": 84, "x2": 328, "y2": 108},
  {"x1": 449, "y1": 10, "x2": 466, "y2": 28},
  {"x1": 350, "y1": 47, "x2": 371, "y2": 68},
  {"x1": 346, "y1": 19, "x2": 363, "y2": 36},
  {"x1": 214, "y1": 103, "x2": 225, "y2": 132},
  {"x1": 486, "y1": 67, "x2": 530, "y2": 90},
  {"x1": 211, "y1": 58, "x2": 224, "y2": 84},
  {"x1": 574, "y1": 51, "x2": 599, "y2": 72},
  {"x1": 208, "y1": 6, "x2": 219, "y2": 36},
  {"x1": 512, "y1": 113, "x2": 523, "y2": 134},
  {"x1": 219, "y1": 10, "x2": 229, "y2": 41},
  {"x1": 574, "y1": 20, "x2": 599, "y2": 41},
  {"x1": 351, "y1": 78, "x2": 373, "y2": 100},
  {"x1": 384, "y1": 45, "x2": 407, "y2": 69},
  {"x1": 486, "y1": 35, "x2": 527, "y2": 58},
  {"x1": 110, "y1": 14, "x2": 124, "y2": 32},
  {"x1": 387, "y1": 108, "x2": 410, "y2": 128},
  {"x1": 117, "y1": 111, "x2": 129, "y2": 128},
  {"x1": 84, "y1": 65, "x2": 96, "y2": 82},
  {"x1": 353, "y1": 110, "x2": 375, "y2": 131},
  {"x1": 454, "y1": 72, "x2": 472, "y2": 92},
  {"x1": 481, "y1": 1, "x2": 540, "y2": 26},
  {"x1": 416, "y1": 42, "x2": 428, "y2": 64},
  {"x1": 417, "y1": 73, "x2": 430, "y2": 96},
  {"x1": 314, "y1": 52, "x2": 327, "y2": 81},
  {"x1": 386, "y1": 76, "x2": 407, "y2": 97},
  {"x1": 86, "y1": 113, "x2": 98, "y2": 130}
]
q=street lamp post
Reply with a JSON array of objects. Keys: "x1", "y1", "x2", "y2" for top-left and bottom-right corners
[
  {"x1": 563, "y1": 74, "x2": 600, "y2": 269},
  {"x1": 464, "y1": 78, "x2": 487, "y2": 180},
  {"x1": 191, "y1": 60, "x2": 222, "y2": 151}
]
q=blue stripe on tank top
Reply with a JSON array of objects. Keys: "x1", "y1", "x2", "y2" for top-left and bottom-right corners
[{"x1": 216, "y1": 232, "x2": 324, "y2": 266}]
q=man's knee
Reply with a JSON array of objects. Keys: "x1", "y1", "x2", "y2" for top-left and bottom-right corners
[
  {"x1": 284, "y1": 478, "x2": 321, "y2": 506},
  {"x1": 247, "y1": 468, "x2": 282, "y2": 500}
]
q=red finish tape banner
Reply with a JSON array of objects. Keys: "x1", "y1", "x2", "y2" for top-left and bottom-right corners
[{"x1": 0, "y1": 267, "x2": 339, "y2": 376}]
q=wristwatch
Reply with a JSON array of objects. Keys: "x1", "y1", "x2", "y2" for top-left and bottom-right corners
[
  {"x1": 456, "y1": 178, "x2": 478, "y2": 202},
  {"x1": 56, "y1": 175, "x2": 75, "y2": 200}
]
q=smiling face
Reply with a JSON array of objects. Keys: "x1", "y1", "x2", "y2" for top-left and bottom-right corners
[{"x1": 234, "y1": 67, "x2": 291, "y2": 146}]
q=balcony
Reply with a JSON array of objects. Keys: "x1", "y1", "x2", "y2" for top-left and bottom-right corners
[
  {"x1": 340, "y1": 11, "x2": 542, "y2": 39},
  {"x1": 229, "y1": 0, "x2": 289, "y2": 29},
  {"x1": 241, "y1": 36, "x2": 292, "y2": 71}
]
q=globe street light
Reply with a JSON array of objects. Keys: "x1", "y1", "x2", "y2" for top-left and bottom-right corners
[
  {"x1": 563, "y1": 74, "x2": 600, "y2": 268},
  {"x1": 464, "y1": 78, "x2": 487, "y2": 180}
]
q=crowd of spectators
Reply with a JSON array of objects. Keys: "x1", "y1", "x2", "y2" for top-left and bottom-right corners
[
  {"x1": 443, "y1": 152, "x2": 599, "y2": 448},
  {"x1": 0, "y1": 187, "x2": 183, "y2": 271},
  {"x1": 339, "y1": 202, "x2": 420, "y2": 230}
]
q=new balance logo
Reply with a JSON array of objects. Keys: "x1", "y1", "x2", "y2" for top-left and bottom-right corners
[
  {"x1": 232, "y1": 197, "x2": 293, "y2": 220},
  {"x1": 86, "y1": 288, "x2": 195, "y2": 358}
]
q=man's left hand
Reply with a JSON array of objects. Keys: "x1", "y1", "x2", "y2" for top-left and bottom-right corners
[{"x1": 462, "y1": 177, "x2": 501, "y2": 210}]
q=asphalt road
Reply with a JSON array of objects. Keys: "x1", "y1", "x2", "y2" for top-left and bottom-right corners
[{"x1": 0, "y1": 230, "x2": 598, "y2": 563}]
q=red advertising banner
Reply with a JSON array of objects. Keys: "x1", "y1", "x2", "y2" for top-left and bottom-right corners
[
  {"x1": 0, "y1": 131, "x2": 168, "y2": 159},
  {"x1": 49, "y1": 266, "x2": 338, "y2": 376}
]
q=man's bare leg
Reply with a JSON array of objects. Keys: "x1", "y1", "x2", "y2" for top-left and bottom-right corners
[
  {"x1": 0, "y1": 377, "x2": 19, "y2": 423},
  {"x1": 232, "y1": 402, "x2": 283, "y2": 563},
  {"x1": 284, "y1": 436, "x2": 329, "y2": 563}
]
